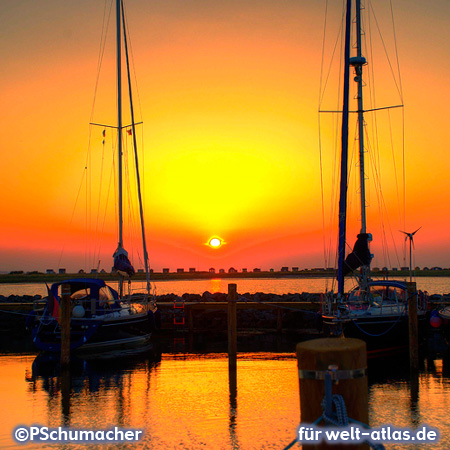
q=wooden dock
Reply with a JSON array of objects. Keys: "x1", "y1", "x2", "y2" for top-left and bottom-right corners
[{"x1": 159, "y1": 301, "x2": 321, "y2": 333}]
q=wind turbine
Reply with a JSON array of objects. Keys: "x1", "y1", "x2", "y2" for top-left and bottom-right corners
[{"x1": 400, "y1": 227, "x2": 422, "y2": 282}]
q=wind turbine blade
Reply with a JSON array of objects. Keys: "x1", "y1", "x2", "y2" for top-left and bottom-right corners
[
  {"x1": 412, "y1": 226, "x2": 422, "y2": 235},
  {"x1": 400, "y1": 230, "x2": 408, "y2": 236}
]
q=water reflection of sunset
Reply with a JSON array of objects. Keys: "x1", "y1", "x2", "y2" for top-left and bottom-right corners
[
  {"x1": 2, "y1": 354, "x2": 450, "y2": 449},
  {"x1": 1, "y1": 354, "x2": 300, "y2": 449},
  {"x1": 209, "y1": 279, "x2": 223, "y2": 294}
]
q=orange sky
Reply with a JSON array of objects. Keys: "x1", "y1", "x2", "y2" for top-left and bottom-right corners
[{"x1": 1, "y1": 0, "x2": 449, "y2": 273}]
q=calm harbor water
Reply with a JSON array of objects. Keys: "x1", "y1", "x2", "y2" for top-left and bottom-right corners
[
  {"x1": 1, "y1": 351, "x2": 450, "y2": 449},
  {"x1": 1, "y1": 276, "x2": 450, "y2": 297},
  {"x1": 2, "y1": 277, "x2": 450, "y2": 448}
]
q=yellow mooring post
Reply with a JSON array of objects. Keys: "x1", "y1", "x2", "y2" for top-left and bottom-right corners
[
  {"x1": 407, "y1": 281, "x2": 419, "y2": 373},
  {"x1": 60, "y1": 283, "x2": 71, "y2": 367},
  {"x1": 228, "y1": 283, "x2": 238, "y2": 370},
  {"x1": 296, "y1": 338, "x2": 369, "y2": 449}
]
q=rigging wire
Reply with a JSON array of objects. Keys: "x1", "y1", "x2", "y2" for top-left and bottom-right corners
[
  {"x1": 89, "y1": 0, "x2": 114, "y2": 126},
  {"x1": 93, "y1": 131, "x2": 107, "y2": 267},
  {"x1": 93, "y1": 129, "x2": 116, "y2": 268},
  {"x1": 366, "y1": 0, "x2": 405, "y2": 270},
  {"x1": 319, "y1": 2, "x2": 346, "y2": 109},
  {"x1": 121, "y1": 2, "x2": 144, "y2": 123},
  {"x1": 124, "y1": 132, "x2": 143, "y2": 272},
  {"x1": 57, "y1": 168, "x2": 88, "y2": 270},
  {"x1": 319, "y1": 0, "x2": 348, "y2": 292},
  {"x1": 365, "y1": 1, "x2": 395, "y2": 271},
  {"x1": 58, "y1": 0, "x2": 113, "y2": 272},
  {"x1": 121, "y1": 1, "x2": 148, "y2": 234},
  {"x1": 58, "y1": 0, "x2": 151, "y2": 278},
  {"x1": 388, "y1": 0, "x2": 407, "y2": 263},
  {"x1": 319, "y1": 0, "x2": 408, "y2": 285},
  {"x1": 389, "y1": 0, "x2": 404, "y2": 102},
  {"x1": 387, "y1": 108, "x2": 403, "y2": 230},
  {"x1": 122, "y1": 0, "x2": 153, "y2": 292},
  {"x1": 367, "y1": 1, "x2": 403, "y2": 102},
  {"x1": 365, "y1": 123, "x2": 402, "y2": 269},
  {"x1": 330, "y1": 0, "x2": 348, "y2": 287},
  {"x1": 87, "y1": 0, "x2": 113, "y2": 270},
  {"x1": 318, "y1": 0, "x2": 330, "y2": 271}
]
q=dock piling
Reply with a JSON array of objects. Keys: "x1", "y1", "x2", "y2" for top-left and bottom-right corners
[
  {"x1": 228, "y1": 283, "x2": 237, "y2": 369},
  {"x1": 296, "y1": 338, "x2": 368, "y2": 449},
  {"x1": 60, "y1": 283, "x2": 71, "y2": 367},
  {"x1": 407, "y1": 281, "x2": 419, "y2": 372}
]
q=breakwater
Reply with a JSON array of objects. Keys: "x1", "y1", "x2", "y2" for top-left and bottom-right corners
[
  {"x1": 157, "y1": 291, "x2": 322, "y2": 332},
  {"x1": 0, "y1": 290, "x2": 321, "y2": 305},
  {"x1": 0, "y1": 291, "x2": 322, "y2": 342}
]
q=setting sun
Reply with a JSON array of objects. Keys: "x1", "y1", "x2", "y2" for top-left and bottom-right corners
[{"x1": 208, "y1": 237, "x2": 223, "y2": 248}]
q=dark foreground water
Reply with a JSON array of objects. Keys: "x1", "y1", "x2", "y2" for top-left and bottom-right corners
[{"x1": 1, "y1": 349, "x2": 450, "y2": 449}]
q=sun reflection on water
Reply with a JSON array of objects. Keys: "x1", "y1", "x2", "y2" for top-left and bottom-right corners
[{"x1": 1, "y1": 352, "x2": 450, "y2": 449}]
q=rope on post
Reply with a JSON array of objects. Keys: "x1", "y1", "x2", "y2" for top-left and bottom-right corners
[
  {"x1": 296, "y1": 338, "x2": 369, "y2": 449},
  {"x1": 284, "y1": 363, "x2": 385, "y2": 450}
]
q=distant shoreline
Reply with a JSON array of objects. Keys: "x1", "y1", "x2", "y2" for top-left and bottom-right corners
[{"x1": 1, "y1": 269, "x2": 449, "y2": 284}]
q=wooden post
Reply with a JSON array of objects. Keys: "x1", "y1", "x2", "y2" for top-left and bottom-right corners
[
  {"x1": 90, "y1": 297, "x2": 96, "y2": 316},
  {"x1": 296, "y1": 338, "x2": 368, "y2": 450},
  {"x1": 60, "y1": 284, "x2": 71, "y2": 367},
  {"x1": 407, "y1": 281, "x2": 419, "y2": 372},
  {"x1": 277, "y1": 309, "x2": 283, "y2": 333},
  {"x1": 61, "y1": 367, "x2": 71, "y2": 425},
  {"x1": 228, "y1": 283, "x2": 237, "y2": 369},
  {"x1": 187, "y1": 306, "x2": 194, "y2": 333},
  {"x1": 228, "y1": 361, "x2": 237, "y2": 448}
]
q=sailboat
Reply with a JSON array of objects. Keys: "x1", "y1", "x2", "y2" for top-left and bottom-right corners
[
  {"x1": 320, "y1": 0, "x2": 427, "y2": 356},
  {"x1": 27, "y1": 0, "x2": 159, "y2": 353}
]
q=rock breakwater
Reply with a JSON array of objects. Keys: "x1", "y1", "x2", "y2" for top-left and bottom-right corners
[{"x1": 0, "y1": 291, "x2": 323, "y2": 335}]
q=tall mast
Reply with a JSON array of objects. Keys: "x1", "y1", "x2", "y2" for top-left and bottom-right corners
[
  {"x1": 116, "y1": 0, "x2": 125, "y2": 298},
  {"x1": 355, "y1": 0, "x2": 366, "y2": 234},
  {"x1": 121, "y1": 1, "x2": 151, "y2": 294},
  {"x1": 117, "y1": 0, "x2": 123, "y2": 250},
  {"x1": 337, "y1": 0, "x2": 353, "y2": 296},
  {"x1": 351, "y1": 0, "x2": 370, "y2": 289}
]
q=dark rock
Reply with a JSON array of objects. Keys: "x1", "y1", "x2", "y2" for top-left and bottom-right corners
[
  {"x1": 202, "y1": 291, "x2": 214, "y2": 301},
  {"x1": 212, "y1": 292, "x2": 226, "y2": 301}
]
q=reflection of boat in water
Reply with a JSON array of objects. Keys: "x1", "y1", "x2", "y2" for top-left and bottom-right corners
[
  {"x1": 27, "y1": 0, "x2": 159, "y2": 353},
  {"x1": 26, "y1": 351, "x2": 161, "y2": 396},
  {"x1": 319, "y1": 0, "x2": 427, "y2": 355}
]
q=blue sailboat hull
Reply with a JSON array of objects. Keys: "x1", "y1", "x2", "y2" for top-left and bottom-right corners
[
  {"x1": 30, "y1": 310, "x2": 157, "y2": 353},
  {"x1": 322, "y1": 312, "x2": 427, "y2": 358}
]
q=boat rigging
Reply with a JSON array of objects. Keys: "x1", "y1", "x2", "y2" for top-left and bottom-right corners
[{"x1": 319, "y1": 0, "x2": 427, "y2": 354}]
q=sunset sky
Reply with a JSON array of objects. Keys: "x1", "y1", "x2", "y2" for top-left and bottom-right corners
[{"x1": 1, "y1": 0, "x2": 449, "y2": 273}]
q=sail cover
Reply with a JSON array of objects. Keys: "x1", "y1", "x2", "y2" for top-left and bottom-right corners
[
  {"x1": 113, "y1": 247, "x2": 135, "y2": 277},
  {"x1": 343, "y1": 233, "x2": 372, "y2": 276}
]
